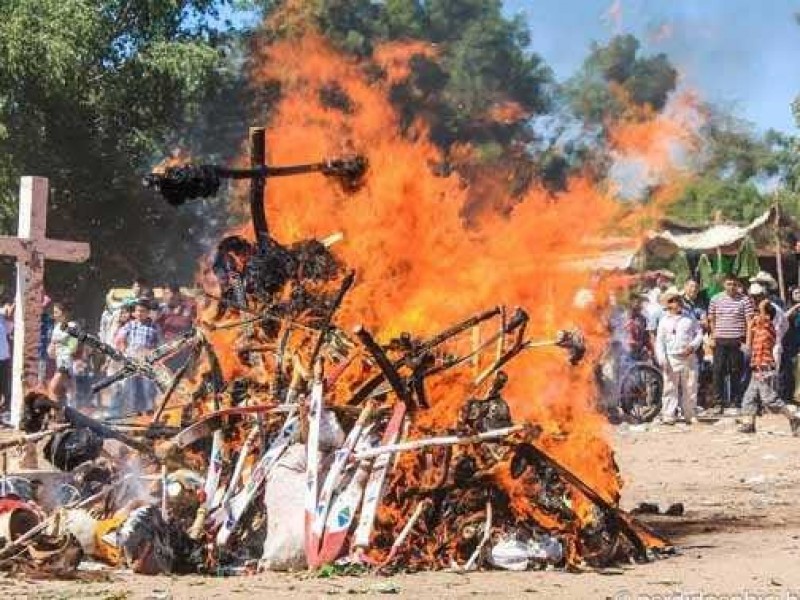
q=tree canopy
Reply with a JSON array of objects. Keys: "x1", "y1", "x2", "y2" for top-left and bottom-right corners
[
  {"x1": 1, "y1": 1, "x2": 799, "y2": 320},
  {"x1": 0, "y1": 0, "x2": 248, "y2": 314}
]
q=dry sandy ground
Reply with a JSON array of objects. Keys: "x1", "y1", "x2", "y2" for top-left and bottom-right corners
[{"x1": 8, "y1": 414, "x2": 800, "y2": 600}]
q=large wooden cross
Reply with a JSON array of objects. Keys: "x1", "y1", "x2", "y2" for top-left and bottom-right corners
[{"x1": 0, "y1": 177, "x2": 90, "y2": 428}]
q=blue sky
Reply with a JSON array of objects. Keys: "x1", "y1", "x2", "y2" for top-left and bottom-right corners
[{"x1": 506, "y1": 0, "x2": 800, "y2": 133}]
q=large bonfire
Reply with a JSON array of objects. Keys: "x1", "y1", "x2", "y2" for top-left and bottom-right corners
[
  {"x1": 8, "y1": 12, "x2": 705, "y2": 578},
  {"x1": 159, "y1": 18, "x2": 701, "y2": 570}
]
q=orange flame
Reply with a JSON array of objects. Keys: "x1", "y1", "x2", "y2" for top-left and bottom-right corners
[{"x1": 237, "y1": 27, "x2": 701, "y2": 507}]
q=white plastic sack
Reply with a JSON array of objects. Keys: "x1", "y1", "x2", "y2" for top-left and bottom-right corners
[
  {"x1": 489, "y1": 538, "x2": 529, "y2": 571},
  {"x1": 527, "y1": 535, "x2": 563, "y2": 564},
  {"x1": 260, "y1": 443, "x2": 307, "y2": 571},
  {"x1": 318, "y1": 408, "x2": 345, "y2": 451}
]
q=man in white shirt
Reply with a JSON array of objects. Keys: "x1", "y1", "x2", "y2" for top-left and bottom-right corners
[{"x1": 656, "y1": 288, "x2": 704, "y2": 424}]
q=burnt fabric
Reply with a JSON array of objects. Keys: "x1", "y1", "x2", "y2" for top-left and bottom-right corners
[{"x1": 44, "y1": 428, "x2": 103, "y2": 471}]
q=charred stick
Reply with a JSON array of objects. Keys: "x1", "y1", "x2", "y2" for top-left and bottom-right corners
[
  {"x1": 143, "y1": 156, "x2": 368, "y2": 206},
  {"x1": 308, "y1": 270, "x2": 355, "y2": 367},
  {"x1": 33, "y1": 396, "x2": 159, "y2": 461},
  {"x1": 249, "y1": 127, "x2": 269, "y2": 246},
  {"x1": 201, "y1": 293, "x2": 318, "y2": 333},
  {"x1": 272, "y1": 325, "x2": 292, "y2": 401},
  {"x1": 67, "y1": 326, "x2": 172, "y2": 393},
  {"x1": 0, "y1": 424, "x2": 70, "y2": 451},
  {"x1": 354, "y1": 424, "x2": 528, "y2": 460},
  {"x1": 422, "y1": 308, "x2": 529, "y2": 379},
  {"x1": 514, "y1": 443, "x2": 654, "y2": 559},
  {"x1": 417, "y1": 306, "x2": 502, "y2": 353},
  {"x1": 354, "y1": 325, "x2": 415, "y2": 409},
  {"x1": 152, "y1": 342, "x2": 201, "y2": 424},
  {"x1": 346, "y1": 307, "x2": 509, "y2": 406}
]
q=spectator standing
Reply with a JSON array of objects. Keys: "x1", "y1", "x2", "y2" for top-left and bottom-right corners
[
  {"x1": 621, "y1": 293, "x2": 652, "y2": 361},
  {"x1": 100, "y1": 302, "x2": 133, "y2": 415},
  {"x1": 750, "y1": 271, "x2": 784, "y2": 309},
  {"x1": 682, "y1": 279, "x2": 708, "y2": 326},
  {"x1": 47, "y1": 303, "x2": 79, "y2": 406},
  {"x1": 157, "y1": 284, "x2": 196, "y2": 341},
  {"x1": 655, "y1": 288, "x2": 703, "y2": 424},
  {"x1": 737, "y1": 299, "x2": 800, "y2": 435},
  {"x1": 785, "y1": 287, "x2": 800, "y2": 402},
  {"x1": 0, "y1": 312, "x2": 9, "y2": 411},
  {"x1": 748, "y1": 283, "x2": 788, "y2": 367},
  {"x1": 644, "y1": 272, "x2": 673, "y2": 346},
  {"x1": 115, "y1": 299, "x2": 161, "y2": 414},
  {"x1": 708, "y1": 274, "x2": 755, "y2": 413}
]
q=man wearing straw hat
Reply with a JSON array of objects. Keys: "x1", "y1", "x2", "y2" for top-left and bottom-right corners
[{"x1": 655, "y1": 287, "x2": 703, "y2": 424}]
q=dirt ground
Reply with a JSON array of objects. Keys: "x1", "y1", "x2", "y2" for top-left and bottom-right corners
[{"x1": 9, "y1": 414, "x2": 800, "y2": 600}]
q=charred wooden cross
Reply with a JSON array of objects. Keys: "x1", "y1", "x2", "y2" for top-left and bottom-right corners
[
  {"x1": 143, "y1": 156, "x2": 368, "y2": 208},
  {"x1": 143, "y1": 128, "x2": 367, "y2": 306}
]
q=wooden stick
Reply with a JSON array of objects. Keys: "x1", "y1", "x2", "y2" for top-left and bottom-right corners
[
  {"x1": 152, "y1": 341, "x2": 199, "y2": 424},
  {"x1": 354, "y1": 325, "x2": 414, "y2": 408},
  {"x1": 346, "y1": 307, "x2": 505, "y2": 406},
  {"x1": 0, "y1": 424, "x2": 70, "y2": 451},
  {"x1": 354, "y1": 425, "x2": 527, "y2": 460},
  {"x1": 381, "y1": 498, "x2": 431, "y2": 566},
  {"x1": 309, "y1": 270, "x2": 355, "y2": 368},
  {"x1": 471, "y1": 325, "x2": 482, "y2": 376},
  {"x1": 463, "y1": 500, "x2": 492, "y2": 571}
]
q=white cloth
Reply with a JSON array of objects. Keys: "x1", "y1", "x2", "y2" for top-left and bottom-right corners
[{"x1": 655, "y1": 313, "x2": 703, "y2": 368}]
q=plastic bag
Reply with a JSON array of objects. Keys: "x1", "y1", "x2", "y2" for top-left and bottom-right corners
[{"x1": 260, "y1": 443, "x2": 307, "y2": 571}]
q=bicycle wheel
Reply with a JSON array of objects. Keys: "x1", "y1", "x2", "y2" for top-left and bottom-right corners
[{"x1": 619, "y1": 362, "x2": 663, "y2": 423}]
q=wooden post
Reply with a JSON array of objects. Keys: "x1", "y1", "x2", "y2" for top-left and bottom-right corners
[
  {"x1": 249, "y1": 127, "x2": 268, "y2": 248},
  {"x1": 0, "y1": 177, "x2": 90, "y2": 428},
  {"x1": 775, "y1": 201, "x2": 786, "y2": 304}
]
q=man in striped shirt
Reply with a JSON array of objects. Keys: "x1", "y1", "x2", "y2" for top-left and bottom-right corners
[{"x1": 708, "y1": 274, "x2": 755, "y2": 413}]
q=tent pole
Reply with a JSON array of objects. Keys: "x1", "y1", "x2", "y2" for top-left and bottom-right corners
[{"x1": 775, "y1": 201, "x2": 787, "y2": 304}]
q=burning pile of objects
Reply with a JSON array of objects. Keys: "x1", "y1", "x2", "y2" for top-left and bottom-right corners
[{"x1": 0, "y1": 136, "x2": 670, "y2": 579}]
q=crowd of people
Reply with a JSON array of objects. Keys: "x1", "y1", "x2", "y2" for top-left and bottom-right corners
[
  {"x1": 616, "y1": 269, "x2": 800, "y2": 434},
  {"x1": 4, "y1": 269, "x2": 800, "y2": 434},
  {"x1": 0, "y1": 277, "x2": 196, "y2": 420}
]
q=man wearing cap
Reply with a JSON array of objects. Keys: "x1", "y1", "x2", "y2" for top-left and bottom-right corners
[
  {"x1": 655, "y1": 288, "x2": 704, "y2": 424},
  {"x1": 708, "y1": 274, "x2": 755, "y2": 413},
  {"x1": 750, "y1": 271, "x2": 784, "y2": 308}
]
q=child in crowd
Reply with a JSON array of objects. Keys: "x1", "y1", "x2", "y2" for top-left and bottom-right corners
[{"x1": 738, "y1": 299, "x2": 800, "y2": 435}]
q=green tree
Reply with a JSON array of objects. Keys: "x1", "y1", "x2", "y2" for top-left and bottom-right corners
[
  {"x1": 0, "y1": 0, "x2": 245, "y2": 317},
  {"x1": 566, "y1": 34, "x2": 677, "y2": 124}
]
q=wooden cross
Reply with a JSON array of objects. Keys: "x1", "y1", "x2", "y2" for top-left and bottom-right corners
[{"x1": 0, "y1": 177, "x2": 90, "y2": 428}]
